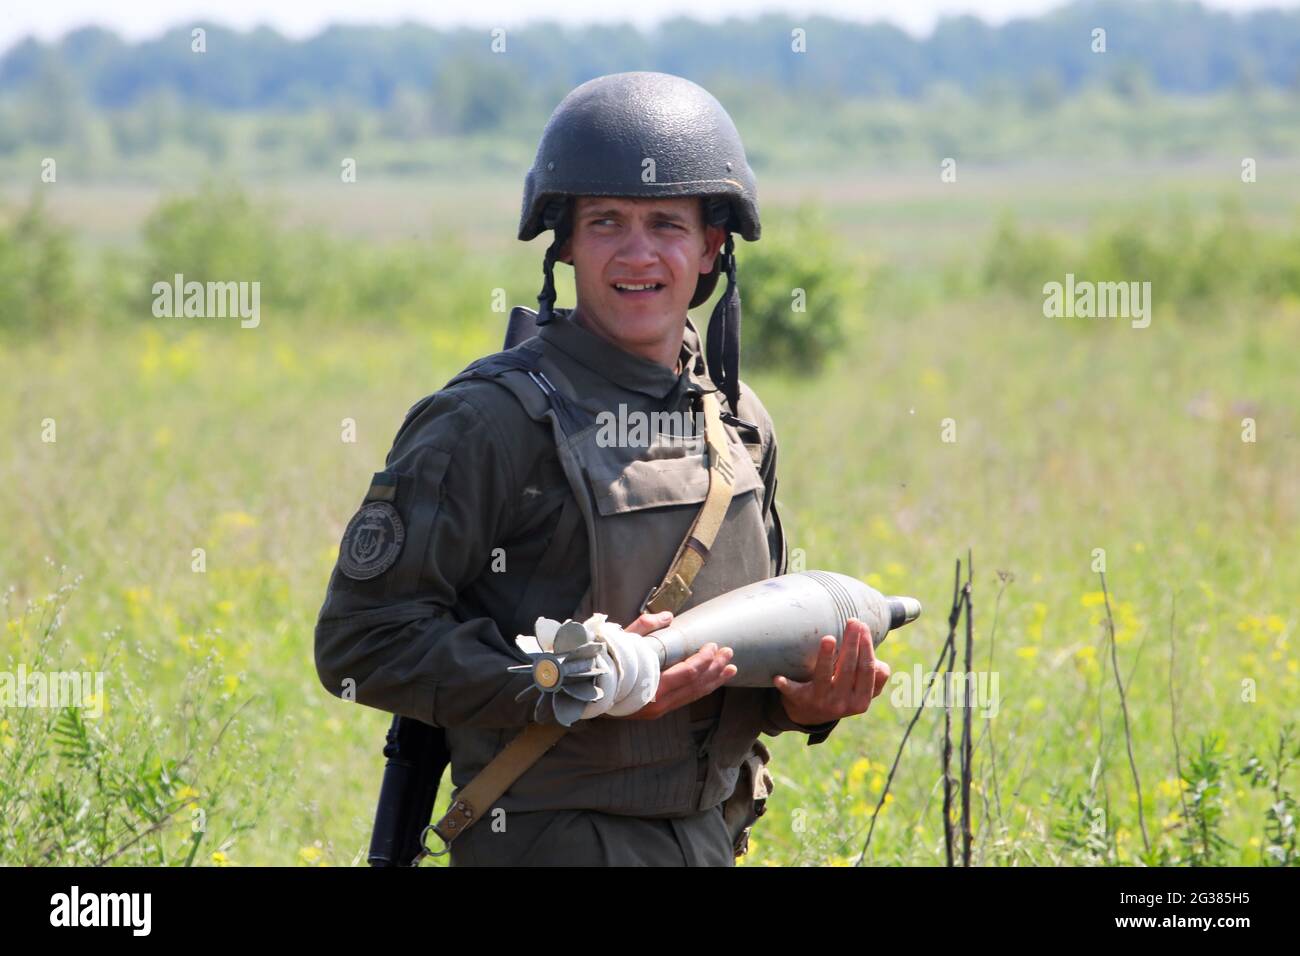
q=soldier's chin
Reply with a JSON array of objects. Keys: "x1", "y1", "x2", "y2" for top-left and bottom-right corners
[
  {"x1": 607, "y1": 293, "x2": 676, "y2": 328},
  {"x1": 617, "y1": 308, "x2": 676, "y2": 336}
]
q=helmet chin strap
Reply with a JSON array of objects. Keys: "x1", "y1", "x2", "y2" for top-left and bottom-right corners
[
  {"x1": 536, "y1": 239, "x2": 563, "y2": 326},
  {"x1": 704, "y1": 234, "x2": 742, "y2": 418},
  {"x1": 536, "y1": 200, "x2": 572, "y2": 326}
]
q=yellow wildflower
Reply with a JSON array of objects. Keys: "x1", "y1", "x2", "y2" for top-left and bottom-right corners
[
  {"x1": 920, "y1": 367, "x2": 945, "y2": 390},
  {"x1": 215, "y1": 511, "x2": 258, "y2": 530},
  {"x1": 298, "y1": 846, "x2": 324, "y2": 865},
  {"x1": 1156, "y1": 778, "x2": 1186, "y2": 799},
  {"x1": 847, "y1": 757, "x2": 872, "y2": 789}
]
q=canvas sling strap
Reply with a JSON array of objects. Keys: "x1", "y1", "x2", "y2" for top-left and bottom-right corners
[
  {"x1": 423, "y1": 390, "x2": 736, "y2": 855},
  {"x1": 641, "y1": 388, "x2": 736, "y2": 616}
]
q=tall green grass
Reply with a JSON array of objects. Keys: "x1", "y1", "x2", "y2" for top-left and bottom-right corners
[{"x1": 2, "y1": 185, "x2": 1297, "y2": 865}]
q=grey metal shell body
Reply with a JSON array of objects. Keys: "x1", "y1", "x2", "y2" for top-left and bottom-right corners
[{"x1": 648, "y1": 571, "x2": 922, "y2": 686}]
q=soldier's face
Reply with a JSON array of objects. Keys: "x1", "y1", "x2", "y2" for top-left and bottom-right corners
[{"x1": 560, "y1": 195, "x2": 726, "y2": 359}]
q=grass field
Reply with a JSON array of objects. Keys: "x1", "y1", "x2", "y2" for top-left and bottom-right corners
[{"x1": 2, "y1": 164, "x2": 1298, "y2": 866}]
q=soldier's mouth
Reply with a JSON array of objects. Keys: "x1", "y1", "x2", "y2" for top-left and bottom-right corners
[{"x1": 611, "y1": 282, "x2": 666, "y2": 298}]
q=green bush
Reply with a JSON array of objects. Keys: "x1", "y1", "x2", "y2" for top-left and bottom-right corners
[
  {"x1": 0, "y1": 196, "x2": 79, "y2": 335},
  {"x1": 128, "y1": 183, "x2": 486, "y2": 332},
  {"x1": 982, "y1": 212, "x2": 1068, "y2": 295},
  {"x1": 982, "y1": 200, "x2": 1300, "y2": 315},
  {"x1": 136, "y1": 183, "x2": 291, "y2": 319},
  {"x1": 724, "y1": 203, "x2": 854, "y2": 373}
]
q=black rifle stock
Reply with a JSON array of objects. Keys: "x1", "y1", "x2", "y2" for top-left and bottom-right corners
[{"x1": 367, "y1": 715, "x2": 449, "y2": 866}]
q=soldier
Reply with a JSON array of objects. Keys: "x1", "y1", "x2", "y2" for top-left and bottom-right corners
[{"x1": 314, "y1": 71, "x2": 891, "y2": 866}]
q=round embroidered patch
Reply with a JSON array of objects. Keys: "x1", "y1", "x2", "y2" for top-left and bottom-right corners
[{"x1": 339, "y1": 502, "x2": 406, "y2": 580}]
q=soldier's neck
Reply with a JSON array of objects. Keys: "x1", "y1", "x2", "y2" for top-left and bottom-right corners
[{"x1": 570, "y1": 305, "x2": 684, "y2": 373}]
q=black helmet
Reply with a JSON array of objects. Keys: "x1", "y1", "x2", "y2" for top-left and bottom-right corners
[{"x1": 520, "y1": 71, "x2": 760, "y2": 415}]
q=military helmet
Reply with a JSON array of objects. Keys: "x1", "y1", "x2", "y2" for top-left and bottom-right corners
[{"x1": 521, "y1": 71, "x2": 759, "y2": 416}]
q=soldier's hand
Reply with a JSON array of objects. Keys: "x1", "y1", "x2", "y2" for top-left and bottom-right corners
[
  {"x1": 622, "y1": 609, "x2": 674, "y2": 638},
  {"x1": 772, "y1": 618, "x2": 890, "y2": 725},
  {"x1": 614, "y1": 610, "x2": 737, "y2": 720}
]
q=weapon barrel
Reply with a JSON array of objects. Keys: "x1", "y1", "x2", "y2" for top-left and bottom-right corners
[{"x1": 646, "y1": 571, "x2": 920, "y2": 687}]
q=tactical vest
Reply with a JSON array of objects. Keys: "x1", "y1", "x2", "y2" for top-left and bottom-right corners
[{"x1": 441, "y1": 333, "x2": 777, "y2": 817}]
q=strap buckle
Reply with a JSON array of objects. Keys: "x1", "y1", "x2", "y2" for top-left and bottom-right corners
[
  {"x1": 642, "y1": 575, "x2": 692, "y2": 617},
  {"x1": 719, "y1": 411, "x2": 759, "y2": 432},
  {"x1": 421, "y1": 798, "x2": 476, "y2": 861},
  {"x1": 415, "y1": 823, "x2": 451, "y2": 862},
  {"x1": 638, "y1": 584, "x2": 657, "y2": 616}
]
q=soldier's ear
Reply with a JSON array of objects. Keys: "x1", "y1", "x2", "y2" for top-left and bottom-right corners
[
  {"x1": 558, "y1": 197, "x2": 578, "y2": 264},
  {"x1": 701, "y1": 225, "x2": 727, "y2": 269}
]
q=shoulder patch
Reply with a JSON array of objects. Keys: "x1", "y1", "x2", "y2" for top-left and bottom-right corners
[{"x1": 339, "y1": 501, "x2": 406, "y2": 580}]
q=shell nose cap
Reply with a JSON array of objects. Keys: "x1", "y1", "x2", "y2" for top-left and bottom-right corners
[{"x1": 887, "y1": 596, "x2": 923, "y2": 630}]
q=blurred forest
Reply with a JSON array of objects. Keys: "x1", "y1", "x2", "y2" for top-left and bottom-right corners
[{"x1": 3, "y1": 0, "x2": 1300, "y2": 179}]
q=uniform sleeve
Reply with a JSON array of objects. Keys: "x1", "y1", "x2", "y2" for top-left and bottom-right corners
[
  {"x1": 749, "y1": 394, "x2": 839, "y2": 746},
  {"x1": 313, "y1": 385, "x2": 538, "y2": 729}
]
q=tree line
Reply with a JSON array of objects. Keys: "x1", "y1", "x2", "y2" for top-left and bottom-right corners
[{"x1": 2, "y1": 0, "x2": 1299, "y2": 119}]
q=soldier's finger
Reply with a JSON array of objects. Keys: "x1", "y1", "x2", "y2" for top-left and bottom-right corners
[
  {"x1": 694, "y1": 646, "x2": 733, "y2": 689},
  {"x1": 681, "y1": 643, "x2": 717, "y2": 676},
  {"x1": 857, "y1": 620, "x2": 877, "y2": 665},
  {"x1": 872, "y1": 660, "x2": 892, "y2": 698},
  {"x1": 650, "y1": 654, "x2": 733, "y2": 713},
  {"x1": 626, "y1": 610, "x2": 673, "y2": 636},
  {"x1": 710, "y1": 663, "x2": 739, "y2": 690},
  {"x1": 667, "y1": 642, "x2": 725, "y2": 685},
  {"x1": 843, "y1": 620, "x2": 872, "y2": 692},
  {"x1": 811, "y1": 635, "x2": 836, "y2": 687},
  {"x1": 658, "y1": 646, "x2": 714, "y2": 694},
  {"x1": 835, "y1": 625, "x2": 862, "y2": 693},
  {"x1": 690, "y1": 662, "x2": 737, "y2": 701},
  {"x1": 772, "y1": 674, "x2": 810, "y2": 700},
  {"x1": 707, "y1": 648, "x2": 736, "y2": 683},
  {"x1": 847, "y1": 660, "x2": 892, "y2": 716}
]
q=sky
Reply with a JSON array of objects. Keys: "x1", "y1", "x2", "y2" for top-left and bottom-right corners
[{"x1": 2, "y1": 0, "x2": 1299, "y2": 53}]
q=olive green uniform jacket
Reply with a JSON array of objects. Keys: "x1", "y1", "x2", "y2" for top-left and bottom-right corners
[{"x1": 315, "y1": 310, "x2": 837, "y2": 865}]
